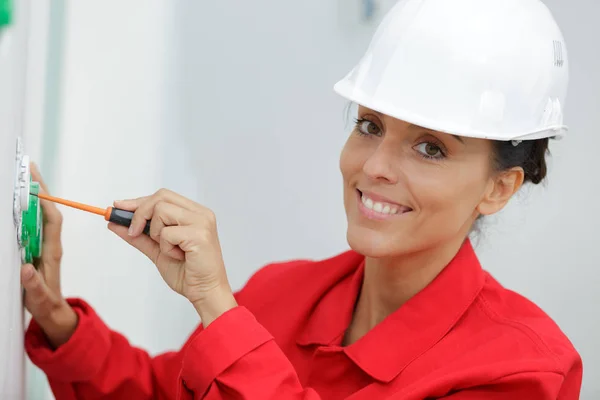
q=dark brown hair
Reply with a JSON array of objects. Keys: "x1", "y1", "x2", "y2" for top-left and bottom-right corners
[{"x1": 491, "y1": 139, "x2": 549, "y2": 184}]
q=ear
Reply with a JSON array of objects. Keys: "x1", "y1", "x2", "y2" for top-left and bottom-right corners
[{"x1": 477, "y1": 167, "x2": 525, "y2": 216}]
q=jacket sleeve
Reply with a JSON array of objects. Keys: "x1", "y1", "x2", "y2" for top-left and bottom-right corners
[
  {"x1": 25, "y1": 298, "x2": 187, "y2": 400},
  {"x1": 179, "y1": 305, "x2": 322, "y2": 399},
  {"x1": 439, "y1": 369, "x2": 582, "y2": 400}
]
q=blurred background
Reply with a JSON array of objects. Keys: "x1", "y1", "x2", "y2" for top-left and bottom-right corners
[{"x1": 0, "y1": 0, "x2": 597, "y2": 398}]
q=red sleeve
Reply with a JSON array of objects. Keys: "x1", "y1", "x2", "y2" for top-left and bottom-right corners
[
  {"x1": 25, "y1": 298, "x2": 184, "y2": 400},
  {"x1": 440, "y1": 369, "x2": 582, "y2": 400},
  {"x1": 180, "y1": 306, "x2": 321, "y2": 399}
]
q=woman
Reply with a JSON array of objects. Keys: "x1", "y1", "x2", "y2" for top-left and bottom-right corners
[{"x1": 23, "y1": 0, "x2": 582, "y2": 399}]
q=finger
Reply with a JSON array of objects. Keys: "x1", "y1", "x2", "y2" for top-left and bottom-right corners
[
  {"x1": 38, "y1": 198, "x2": 63, "y2": 282},
  {"x1": 149, "y1": 201, "x2": 198, "y2": 240},
  {"x1": 40, "y1": 198, "x2": 63, "y2": 257},
  {"x1": 113, "y1": 195, "x2": 150, "y2": 212},
  {"x1": 108, "y1": 222, "x2": 163, "y2": 263},
  {"x1": 30, "y1": 163, "x2": 51, "y2": 194},
  {"x1": 127, "y1": 189, "x2": 203, "y2": 237},
  {"x1": 160, "y1": 225, "x2": 218, "y2": 262},
  {"x1": 34, "y1": 189, "x2": 64, "y2": 289},
  {"x1": 152, "y1": 189, "x2": 203, "y2": 211},
  {"x1": 115, "y1": 189, "x2": 200, "y2": 212},
  {"x1": 158, "y1": 227, "x2": 186, "y2": 260},
  {"x1": 21, "y1": 264, "x2": 59, "y2": 320}
]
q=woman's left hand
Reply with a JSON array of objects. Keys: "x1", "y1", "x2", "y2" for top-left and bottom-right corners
[{"x1": 109, "y1": 189, "x2": 237, "y2": 326}]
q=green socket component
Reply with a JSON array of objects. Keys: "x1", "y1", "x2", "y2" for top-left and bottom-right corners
[
  {"x1": 21, "y1": 181, "x2": 43, "y2": 264},
  {"x1": 0, "y1": 0, "x2": 12, "y2": 27}
]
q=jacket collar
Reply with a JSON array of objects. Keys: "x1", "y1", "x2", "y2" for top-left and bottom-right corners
[{"x1": 296, "y1": 239, "x2": 485, "y2": 383}]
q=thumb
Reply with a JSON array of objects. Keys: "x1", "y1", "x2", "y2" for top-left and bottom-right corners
[{"x1": 21, "y1": 264, "x2": 61, "y2": 321}]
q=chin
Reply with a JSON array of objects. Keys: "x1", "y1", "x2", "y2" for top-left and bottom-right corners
[{"x1": 346, "y1": 225, "x2": 408, "y2": 259}]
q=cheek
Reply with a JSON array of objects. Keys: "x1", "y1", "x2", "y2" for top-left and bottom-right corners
[
  {"x1": 339, "y1": 137, "x2": 364, "y2": 180},
  {"x1": 410, "y1": 165, "x2": 488, "y2": 224}
]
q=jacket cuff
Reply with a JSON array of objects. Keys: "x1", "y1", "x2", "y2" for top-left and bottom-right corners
[
  {"x1": 25, "y1": 298, "x2": 112, "y2": 382},
  {"x1": 180, "y1": 306, "x2": 273, "y2": 395}
]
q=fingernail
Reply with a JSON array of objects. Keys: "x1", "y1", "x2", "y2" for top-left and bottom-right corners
[{"x1": 128, "y1": 225, "x2": 135, "y2": 236}]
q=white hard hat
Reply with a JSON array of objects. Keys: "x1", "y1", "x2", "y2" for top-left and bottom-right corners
[{"x1": 334, "y1": 0, "x2": 569, "y2": 141}]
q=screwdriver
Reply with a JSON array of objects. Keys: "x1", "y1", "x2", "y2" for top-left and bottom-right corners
[{"x1": 31, "y1": 192, "x2": 151, "y2": 235}]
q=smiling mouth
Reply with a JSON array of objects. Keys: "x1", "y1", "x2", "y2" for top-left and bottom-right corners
[{"x1": 357, "y1": 190, "x2": 412, "y2": 219}]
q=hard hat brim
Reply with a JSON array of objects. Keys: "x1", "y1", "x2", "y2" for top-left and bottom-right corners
[{"x1": 334, "y1": 80, "x2": 567, "y2": 142}]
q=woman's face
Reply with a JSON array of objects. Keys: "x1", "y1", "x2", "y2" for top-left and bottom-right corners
[{"x1": 340, "y1": 106, "x2": 518, "y2": 258}]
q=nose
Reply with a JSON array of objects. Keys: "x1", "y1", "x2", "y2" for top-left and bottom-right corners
[{"x1": 362, "y1": 139, "x2": 399, "y2": 184}]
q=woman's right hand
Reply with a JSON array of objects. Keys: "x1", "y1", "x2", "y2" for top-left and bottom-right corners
[{"x1": 21, "y1": 164, "x2": 78, "y2": 348}]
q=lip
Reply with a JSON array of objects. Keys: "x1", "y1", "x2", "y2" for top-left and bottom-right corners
[{"x1": 356, "y1": 189, "x2": 412, "y2": 220}]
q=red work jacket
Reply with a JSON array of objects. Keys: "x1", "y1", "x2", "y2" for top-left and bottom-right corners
[{"x1": 26, "y1": 240, "x2": 582, "y2": 399}]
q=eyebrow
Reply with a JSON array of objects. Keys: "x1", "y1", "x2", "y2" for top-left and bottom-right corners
[{"x1": 406, "y1": 123, "x2": 465, "y2": 144}]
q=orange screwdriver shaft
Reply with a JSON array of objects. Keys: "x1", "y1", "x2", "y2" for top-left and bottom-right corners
[
  {"x1": 35, "y1": 192, "x2": 109, "y2": 217},
  {"x1": 32, "y1": 192, "x2": 151, "y2": 235}
]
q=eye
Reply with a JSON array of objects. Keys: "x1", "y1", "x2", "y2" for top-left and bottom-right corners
[
  {"x1": 355, "y1": 118, "x2": 382, "y2": 137},
  {"x1": 415, "y1": 142, "x2": 445, "y2": 159}
]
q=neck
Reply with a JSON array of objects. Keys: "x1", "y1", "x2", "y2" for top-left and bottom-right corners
[{"x1": 344, "y1": 235, "x2": 469, "y2": 346}]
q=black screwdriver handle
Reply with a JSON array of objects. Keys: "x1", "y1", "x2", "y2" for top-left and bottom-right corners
[{"x1": 109, "y1": 207, "x2": 151, "y2": 235}]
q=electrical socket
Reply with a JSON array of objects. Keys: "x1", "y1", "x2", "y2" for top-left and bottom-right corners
[{"x1": 14, "y1": 138, "x2": 30, "y2": 247}]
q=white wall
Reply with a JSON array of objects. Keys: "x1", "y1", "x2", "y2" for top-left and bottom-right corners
[
  {"x1": 0, "y1": 9, "x2": 26, "y2": 400},
  {"x1": 0, "y1": 0, "x2": 49, "y2": 397},
  {"x1": 30, "y1": 0, "x2": 599, "y2": 399}
]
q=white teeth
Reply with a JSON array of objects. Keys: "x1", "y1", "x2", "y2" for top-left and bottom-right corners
[{"x1": 361, "y1": 193, "x2": 404, "y2": 216}]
